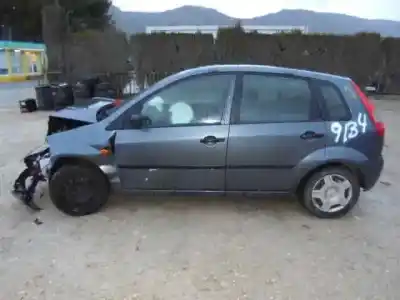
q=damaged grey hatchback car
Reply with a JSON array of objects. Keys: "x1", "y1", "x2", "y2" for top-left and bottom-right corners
[{"x1": 13, "y1": 65, "x2": 385, "y2": 218}]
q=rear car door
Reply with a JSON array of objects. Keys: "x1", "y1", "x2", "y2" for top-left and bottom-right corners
[
  {"x1": 113, "y1": 73, "x2": 235, "y2": 192},
  {"x1": 226, "y1": 72, "x2": 328, "y2": 192}
]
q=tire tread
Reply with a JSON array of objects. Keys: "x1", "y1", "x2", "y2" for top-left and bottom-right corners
[{"x1": 49, "y1": 164, "x2": 110, "y2": 216}]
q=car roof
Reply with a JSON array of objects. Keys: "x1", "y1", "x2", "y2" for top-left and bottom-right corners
[{"x1": 174, "y1": 64, "x2": 350, "y2": 83}]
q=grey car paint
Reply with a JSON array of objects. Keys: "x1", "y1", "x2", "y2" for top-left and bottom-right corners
[
  {"x1": 226, "y1": 121, "x2": 328, "y2": 192},
  {"x1": 47, "y1": 121, "x2": 114, "y2": 168},
  {"x1": 49, "y1": 98, "x2": 115, "y2": 123},
  {"x1": 46, "y1": 64, "x2": 384, "y2": 195}
]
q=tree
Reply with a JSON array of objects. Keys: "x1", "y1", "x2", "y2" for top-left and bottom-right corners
[
  {"x1": 0, "y1": 0, "x2": 112, "y2": 42},
  {"x1": 234, "y1": 20, "x2": 242, "y2": 29},
  {"x1": 57, "y1": 0, "x2": 112, "y2": 32},
  {"x1": 0, "y1": 0, "x2": 43, "y2": 41},
  {"x1": 232, "y1": 19, "x2": 245, "y2": 34}
]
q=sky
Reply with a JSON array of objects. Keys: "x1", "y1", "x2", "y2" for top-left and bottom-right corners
[{"x1": 113, "y1": 0, "x2": 400, "y2": 21}]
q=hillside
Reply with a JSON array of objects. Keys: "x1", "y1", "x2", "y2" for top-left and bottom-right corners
[{"x1": 111, "y1": 5, "x2": 400, "y2": 37}]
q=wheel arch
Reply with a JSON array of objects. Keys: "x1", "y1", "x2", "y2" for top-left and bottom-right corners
[
  {"x1": 295, "y1": 160, "x2": 365, "y2": 196},
  {"x1": 49, "y1": 156, "x2": 110, "y2": 190}
]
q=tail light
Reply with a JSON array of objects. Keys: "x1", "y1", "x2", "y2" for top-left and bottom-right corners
[
  {"x1": 351, "y1": 81, "x2": 385, "y2": 137},
  {"x1": 113, "y1": 99, "x2": 122, "y2": 106}
]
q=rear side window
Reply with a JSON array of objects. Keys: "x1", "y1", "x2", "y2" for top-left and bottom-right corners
[
  {"x1": 316, "y1": 81, "x2": 351, "y2": 121},
  {"x1": 236, "y1": 74, "x2": 314, "y2": 123}
]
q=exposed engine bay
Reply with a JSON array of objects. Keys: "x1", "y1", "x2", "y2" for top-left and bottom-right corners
[
  {"x1": 13, "y1": 97, "x2": 121, "y2": 211},
  {"x1": 47, "y1": 97, "x2": 120, "y2": 135}
]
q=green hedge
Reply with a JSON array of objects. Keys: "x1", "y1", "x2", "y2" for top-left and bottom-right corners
[{"x1": 131, "y1": 28, "x2": 400, "y2": 93}]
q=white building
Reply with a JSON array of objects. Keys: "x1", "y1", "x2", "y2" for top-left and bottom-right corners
[{"x1": 146, "y1": 25, "x2": 308, "y2": 38}]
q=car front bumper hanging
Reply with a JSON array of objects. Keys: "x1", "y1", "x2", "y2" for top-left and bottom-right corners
[{"x1": 12, "y1": 144, "x2": 51, "y2": 211}]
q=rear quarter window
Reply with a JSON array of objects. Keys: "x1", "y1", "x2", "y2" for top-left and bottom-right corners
[
  {"x1": 342, "y1": 82, "x2": 360, "y2": 101},
  {"x1": 342, "y1": 80, "x2": 383, "y2": 122},
  {"x1": 316, "y1": 80, "x2": 351, "y2": 121}
]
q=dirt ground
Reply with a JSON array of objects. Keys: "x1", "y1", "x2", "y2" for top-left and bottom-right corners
[
  {"x1": 0, "y1": 97, "x2": 399, "y2": 300},
  {"x1": 0, "y1": 82, "x2": 38, "y2": 108}
]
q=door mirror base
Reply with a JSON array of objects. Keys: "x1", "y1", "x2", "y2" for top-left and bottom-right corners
[{"x1": 130, "y1": 114, "x2": 152, "y2": 129}]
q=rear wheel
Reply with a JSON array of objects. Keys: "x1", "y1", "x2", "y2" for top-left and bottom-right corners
[
  {"x1": 301, "y1": 167, "x2": 360, "y2": 218},
  {"x1": 49, "y1": 165, "x2": 110, "y2": 216}
]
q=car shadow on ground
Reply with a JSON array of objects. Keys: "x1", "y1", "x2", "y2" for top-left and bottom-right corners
[
  {"x1": 105, "y1": 192, "x2": 327, "y2": 221},
  {"x1": 29, "y1": 183, "x2": 364, "y2": 221}
]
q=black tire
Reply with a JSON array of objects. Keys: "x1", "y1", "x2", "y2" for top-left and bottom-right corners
[
  {"x1": 49, "y1": 165, "x2": 110, "y2": 216},
  {"x1": 301, "y1": 167, "x2": 360, "y2": 219}
]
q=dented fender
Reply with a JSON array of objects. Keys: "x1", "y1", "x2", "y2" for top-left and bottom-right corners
[{"x1": 46, "y1": 122, "x2": 117, "y2": 175}]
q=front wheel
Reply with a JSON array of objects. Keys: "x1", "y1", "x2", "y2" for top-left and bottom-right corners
[
  {"x1": 49, "y1": 165, "x2": 110, "y2": 216},
  {"x1": 301, "y1": 167, "x2": 360, "y2": 219}
]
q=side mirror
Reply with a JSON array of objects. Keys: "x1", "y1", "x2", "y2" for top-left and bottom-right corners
[{"x1": 129, "y1": 114, "x2": 152, "y2": 128}]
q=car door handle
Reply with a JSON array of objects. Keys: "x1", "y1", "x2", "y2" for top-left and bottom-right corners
[
  {"x1": 300, "y1": 131, "x2": 325, "y2": 140},
  {"x1": 200, "y1": 136, "x2": 225, "y2": 145}
]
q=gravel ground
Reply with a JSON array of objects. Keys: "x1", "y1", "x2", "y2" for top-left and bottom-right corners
[{"x1": 0, "y1": 97, "x2": 399, "y2": 300}]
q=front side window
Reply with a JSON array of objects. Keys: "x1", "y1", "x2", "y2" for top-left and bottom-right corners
[
  {"x1": 238, "y1": 74, "x2": 313, "y2": 123},
  {"x1": 139, "y1": 74, "x2": 234, "y2": 127}
]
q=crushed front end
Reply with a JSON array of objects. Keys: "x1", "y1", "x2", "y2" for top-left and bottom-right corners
[
  {"x1": 12, "y1": 144, "x2": 51, "y2": 211},
  {"x1": 12, "y1": 114, "x2": 88, "y2": 211},
  {"x1": 12, "y1": 98, "x2": 121, "y2": 211}
]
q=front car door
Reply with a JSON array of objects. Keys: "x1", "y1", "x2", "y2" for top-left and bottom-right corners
[
  {"x1": 112, "y1": 72, "x2": 236, "y2": 192},
  {"x1": 226, "y1": 72, "x2": 328, "y2": 192}
]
